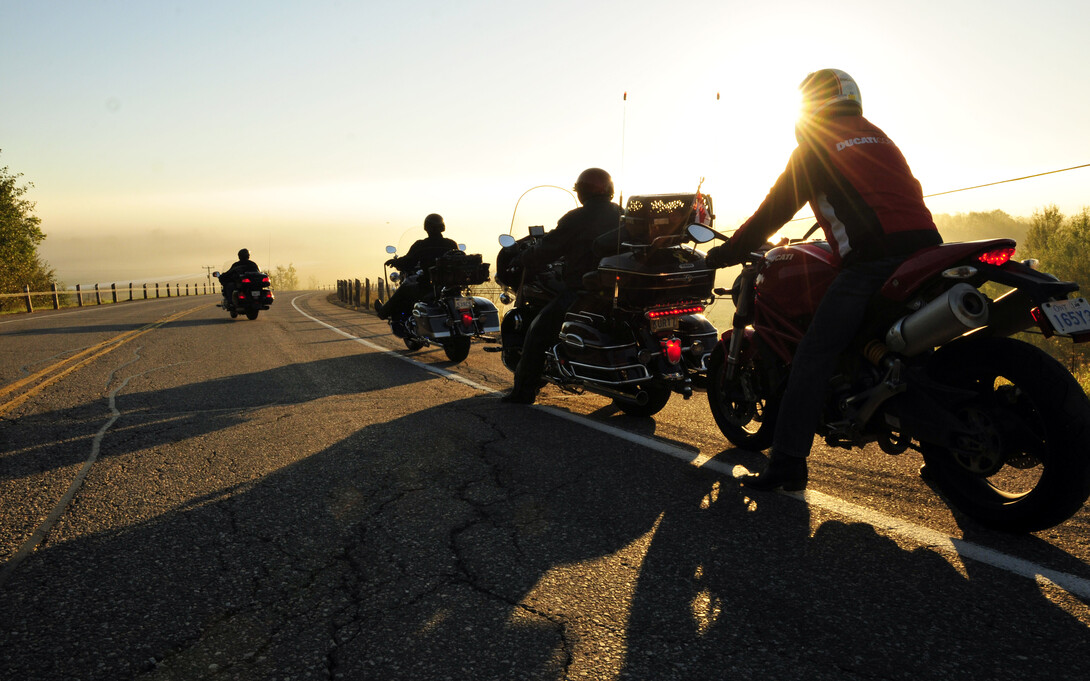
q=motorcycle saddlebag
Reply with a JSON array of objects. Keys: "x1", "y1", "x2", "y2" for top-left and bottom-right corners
[
  {"x1": 471, "y1": 296, "x2": 501, "y2": 334},
  {"x1": 596, "y1": 248, "x2": 715, "y2": 310},
  {"x1": 558, "y1": 313, "x2": 649, "y2": 385},
  {"x1": 412, "y1": 301, "x2": 451, "y2": 339}
]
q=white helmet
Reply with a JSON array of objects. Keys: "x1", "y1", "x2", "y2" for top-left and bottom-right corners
[{"x1": 798, "y1": 69, "x2": 863, "y2": 119}]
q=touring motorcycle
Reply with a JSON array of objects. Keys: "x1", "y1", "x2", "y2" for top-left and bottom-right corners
[
  {"x1": 381, "y1": 246, "x2": 500, "y2": 363},
  {"x1": 214, "y1": 270, "x2": 274, "y2": 320},
  {"x1": 690, "y1": 223, "x2": 1090, "y2": 532},
  {"x1": 492, "y1": 193, "x2": 719, "y2": 416}
]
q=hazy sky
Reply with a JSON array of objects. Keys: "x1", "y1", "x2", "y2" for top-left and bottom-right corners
[{"x1": 2, "y1": 0, "x2": 1088, "y2": 286}]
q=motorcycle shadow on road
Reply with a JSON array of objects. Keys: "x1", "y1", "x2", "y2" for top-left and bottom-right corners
[{"x1": 6, "y1": 392, "x2": 1090, "y2": 680}]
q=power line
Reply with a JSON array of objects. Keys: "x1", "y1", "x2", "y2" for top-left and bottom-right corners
[
  {"x1": 786, "y1": 161, "x2": 1090, "y2": 223},
  {"x1": 923, "y1": 162, "x2": 1090, "y2": 199}
]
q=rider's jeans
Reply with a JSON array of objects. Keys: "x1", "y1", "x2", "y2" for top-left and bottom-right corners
[
  {"x1": 772, "y1": 255, "x2": 905, "y2": 459},
  {"x1": 513, "y1": 288, "x2": 577, "y2": 392}
]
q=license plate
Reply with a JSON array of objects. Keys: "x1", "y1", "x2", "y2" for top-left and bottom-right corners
[
  {"x1": 452, "y1": 297, "x2": 472, "y2": 310},
  {"x1": 650, "y1": 316, "x2": 679, "y2": 333},
  {"x1": 1041, "y1": 297, "x2": 1090, "y2": 336},
  {"x1": 250, "y1": 290, "x2": 261, "y2": 297}
]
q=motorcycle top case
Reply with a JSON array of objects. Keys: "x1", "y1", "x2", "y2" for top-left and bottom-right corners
[
  {"x1": 595, "y1": 247, "x2": 715, "y2": 309},
  {"x1": 429, "y1": 252, "x2": 491, "y2": 288},
  {"x1": 622, "y1": 193, "x2": 713, "y2": 248}
]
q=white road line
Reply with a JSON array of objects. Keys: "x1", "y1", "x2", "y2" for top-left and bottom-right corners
[{"x1": 292, "y1": 293, "x2": 1090, "y2": 600}]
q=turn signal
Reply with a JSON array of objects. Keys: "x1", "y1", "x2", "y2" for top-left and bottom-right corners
[{"x1": 663, "y1": 338, "x2": 683, "y2": 364}]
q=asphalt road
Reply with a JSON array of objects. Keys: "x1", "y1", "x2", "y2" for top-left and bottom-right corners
[{"x1": 1, "y1": 293, "x2": 1088, "y2": 680}]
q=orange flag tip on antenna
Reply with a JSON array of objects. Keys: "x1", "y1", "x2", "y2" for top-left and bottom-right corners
[
  {"x1": 716, "y1": 92, "x2": 720, "y2": 100},
  {"x1": 623, "y1": 92, "x2": 627, "y2": 100}
]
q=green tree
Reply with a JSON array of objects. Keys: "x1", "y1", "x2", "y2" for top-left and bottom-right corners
[
  {"x1": 270, "y1": 263, "x2": 299, "y2": 291},
  {"x1": 0, "y1": 152, "x2": 55, "y2": 307}
]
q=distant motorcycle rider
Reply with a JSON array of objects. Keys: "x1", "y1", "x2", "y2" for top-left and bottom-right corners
[
  {"x1": 703, "y1": 69, "x2": 942, "y2": 491},
  {"x1": 502, "y1": 167, "x2": 622, "y2": 404},
  {"x1": 376, "y1": 213, "x2": 459, "y2": 320},
  {"x1": 219, "y1": 248, "x2": 260, "y2": 305}
]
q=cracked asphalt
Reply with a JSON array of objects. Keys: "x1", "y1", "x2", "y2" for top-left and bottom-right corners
[{"x1": 1, "y1": 293, "x2": 1088, "y2": 680}]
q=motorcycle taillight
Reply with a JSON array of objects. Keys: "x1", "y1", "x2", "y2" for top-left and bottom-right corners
[
  {"x1": 662, "y1": 338, "x2": 683, "y2": 364},
  {"x1": 461, "y1": 312, "x2": 474, "y2": 327},
  {"x1": 978, "y1": 247, "x2": 1015, "y2": 266}
]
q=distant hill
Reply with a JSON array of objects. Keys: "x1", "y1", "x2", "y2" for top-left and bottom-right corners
[{"x1": 933, "y1": 209, "x2": 1029, "y2": 245}]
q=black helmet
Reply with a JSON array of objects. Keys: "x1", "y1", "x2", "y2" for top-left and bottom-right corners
[
  {"x1": 574, "y1": 168, "x2": 614, "y2": 200},
  {"x1": 423, "y1": 213, "x2": 445, "y2": 234},
  {"x1": 798, "y1": 69, "x2": 862, "y2": 120},
  {"x1": 238, "y1": 248, "x2": 250, "y2": 260}
]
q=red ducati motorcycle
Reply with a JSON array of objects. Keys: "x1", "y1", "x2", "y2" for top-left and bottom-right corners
[{"x1": 690, "y1": 224, "x2": 1090, "y2": 532}]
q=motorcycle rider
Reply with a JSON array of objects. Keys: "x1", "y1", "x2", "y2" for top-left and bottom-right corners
[
  {"x1": 376, "y1": 213, "x2": 459, "y2": 320},
  {"x1": 501, "y1": 167, "x2": 623, "y2": 404},
  {"x1": 219, "y1": 248, "x2": 260, "y2": 306},
  {"x1": 703, "y1": 69, "x2": 943, "y2": 491}
]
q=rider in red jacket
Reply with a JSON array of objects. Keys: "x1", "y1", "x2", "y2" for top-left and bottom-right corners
[{"x1": 705, "y1": 69, "x2": 942, "y2": 491}]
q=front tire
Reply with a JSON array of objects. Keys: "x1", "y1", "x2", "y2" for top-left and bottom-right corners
[
  {"x1": 706, "y1": 341, "x2": 779, "y2": 451},
  {"x1": 921, "y1": 337, "x2": 1090, "y2": 532}
]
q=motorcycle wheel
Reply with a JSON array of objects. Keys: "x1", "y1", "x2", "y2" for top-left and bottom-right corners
[
  {"x1": 920, "y1": 337, "x2": 1090, "y2": 533},
  {"x1": 245, "y1": 310, "x2": 259, "y2": 320},
  {"x1": 706, "y1": 345, "x2": 778, "y2": 451},
  {"x1": 443, "y1": 336, "x2": 471, "y2": 363},
  {"x1": 612, "y1": 384, "x2": 671, "y2": 418},
  {"x1": 229, "y1": 311, "x2": 238, "y2": 319}
]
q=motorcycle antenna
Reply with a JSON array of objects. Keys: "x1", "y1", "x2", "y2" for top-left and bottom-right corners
[{"x1": 619, "y1": 91, "x2": 627, "y2": 210}]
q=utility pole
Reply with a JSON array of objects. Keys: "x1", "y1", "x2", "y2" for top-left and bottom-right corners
[{"x1": 202, "y1": 265, "x2": 215, "y2": 288}]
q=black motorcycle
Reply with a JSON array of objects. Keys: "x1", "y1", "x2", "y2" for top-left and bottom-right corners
[
  {"x1": 493, "y1": 193, "x2": 720, "y2": 416},
  {"x1": 381, "y1": 247, "x2": 501, "y2": 363},
  {"x1": 214, "y1": 270, "x2": 274, "y2": 320}
]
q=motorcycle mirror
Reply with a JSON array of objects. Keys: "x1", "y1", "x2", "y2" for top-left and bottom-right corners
[
  {"x1": 528, "y1": 225, "x2": 545, "y2": 238},
  {"x1": 212, "y1": 271, "x2": 220, "y2": 278},
  {"x1": 389, "y1": 271, "x2": 400, "y2": 282},
  {"x1": 498, "y1": 234, "x2": 517, "y2": 248},
  {"x1": 385, "y1": 245, "x2": 397, "y2": 254},
  {"x1": 458, "y1": 243, "x2": 467, "y2": 251},
  {"x1": 687, "y1": 224, "x2": 723, "y2": 243}
]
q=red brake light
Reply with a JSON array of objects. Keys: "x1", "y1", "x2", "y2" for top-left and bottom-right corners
[
  {"x1": 241, "y1": 277, "x2": 251, "y2": 284},
  {"x1": 645, "y1": 304, "x2": 706, "y2": 320},
  {"x1": 662, "y1": 338, "x2": 683, "y2": 364},
  {"x1": 461, "y1": 312, "x2": 474, "y2": 327},
  {"x1": 262, "y1": 276, "x2": 270, "y2": 285},
  {"x1": 978, "y1": 247, "x2": 1015, "y2": 266}
]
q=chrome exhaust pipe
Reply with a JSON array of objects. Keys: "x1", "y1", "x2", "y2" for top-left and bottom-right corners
[{"x1": 885, "y1": 283, "x2": 989, "y2": 356}]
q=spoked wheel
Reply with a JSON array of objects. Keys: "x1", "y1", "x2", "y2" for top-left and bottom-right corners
[
  {"x1": 443, "y1": 336, "x2": 472, "y2": 363},
  {"x1": 613, "y1": 384, "x2": 671, "y2": 418},
  {"x1": 921, "y1": 337, "x2": 1090, "y2": 533},
  {"x1": 706, "y1": 343, "x2": 779, "y2": 451}
]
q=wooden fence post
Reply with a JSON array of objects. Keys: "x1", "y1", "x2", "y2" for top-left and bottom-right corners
[
  {"x1": 51, "y1": 283, "x2": 60, "y2": 309},
  {"x1": 94, "y1": 284, "x2": 101, "y2": 305},
  {"x1": 128, "y1": 283, "x2": 133, "y2": 301},
  {"x1": 111, "y1": 283, "x2": 117, "y2": 304},
  {"x1": 23, "y1": 285, "x2": 33, "y2": 313},
  {"x1": 143, "y1": 283, "x2": 148, "y2": 299},
  {"x1": 365, "y1": 278, "x2": 371, "y2": 309},
  {"x1": 155, "y1": 283, "x2": 160, "y2": 298},
  {"x1": 76, "y1": 284, "x2": 83, "y2": 307}
]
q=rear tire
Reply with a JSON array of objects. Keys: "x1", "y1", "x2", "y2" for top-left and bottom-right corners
[
  {"x1": 613, "y1": 385, "x2": 671, "y2": 418},
  {"x1": 443, "y1": 336, "x2": 472, "y2": 363},
  {"x1": 706, "y1": 342, "x2": 779, "y2": 451},
  {"x1": 245, "y1": 310, "x2": 259, "y2": 320},
  {"x1": 921, "y1": 337, "x2": 1090, "y2": 532}
]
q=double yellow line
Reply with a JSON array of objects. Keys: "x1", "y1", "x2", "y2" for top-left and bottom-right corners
[{"x1": 0, "y1": 305, "x2": 209, "y2": 417}]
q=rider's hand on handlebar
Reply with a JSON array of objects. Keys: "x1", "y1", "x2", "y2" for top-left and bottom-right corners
[
  {"x1": 704, "y1": 239, "x2": 747, "y2": 269},
  {"x1": 384, "y1": 258, "x2": 396, "y2": 267}
]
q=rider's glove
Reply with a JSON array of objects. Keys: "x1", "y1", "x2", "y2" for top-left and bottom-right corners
[
  {"x1": 704, "y1": 240, "x2": 745, "y2": 269},
  {"x1": 384, "y1": 258, "x2": 397, "y2": 267}
]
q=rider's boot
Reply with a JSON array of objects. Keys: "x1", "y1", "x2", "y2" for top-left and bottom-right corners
[{"x1": 741, "y1": 451, "x2": 808, "y2": 491}]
